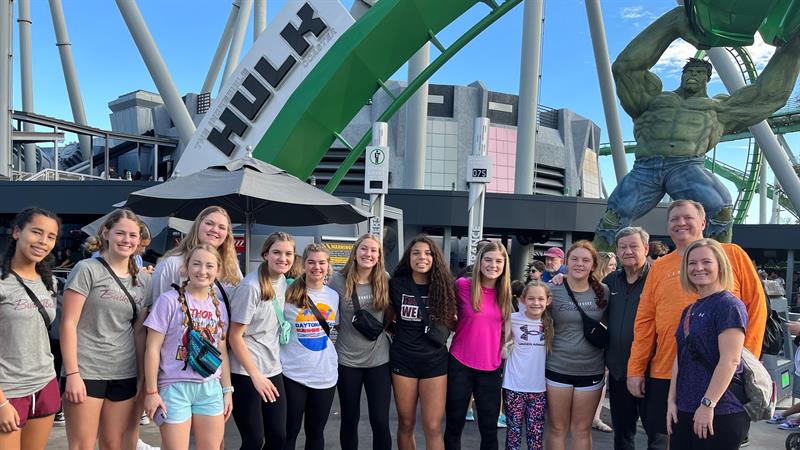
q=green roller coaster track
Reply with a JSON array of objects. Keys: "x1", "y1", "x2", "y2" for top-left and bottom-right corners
[{"x1": 242, "y1": 0, "x2": 798, "y2": 219}]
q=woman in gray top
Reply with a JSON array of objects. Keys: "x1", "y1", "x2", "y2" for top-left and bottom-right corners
[
  {"x1": 0, "y1": 208, "x2": 61, "y2": 450},
  {"x1": 329, "y1": 234, "x2": 391, "y2": 450},
  {"x1": 546, "y1": 240, "x2": 608, "y2": 450},
  {"x1": 228, "y1": 232, "x2": 295, "y2": 450},
  {"x1": 60, "y1": 209, "x2": 152, "y2": 450}
]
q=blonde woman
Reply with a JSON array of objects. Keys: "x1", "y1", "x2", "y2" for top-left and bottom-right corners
[
  {"x1": 151, "y1": 206, "x2": 242, "y2": 304},
  {"x1": 666, "y1": 239, "x2": 748, "y2": 450},
  {"x1": 328, "y1": 234, "x2": 391, "y2": 450}
]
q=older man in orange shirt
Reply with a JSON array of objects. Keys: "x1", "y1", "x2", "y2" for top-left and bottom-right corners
[{"x1": 626, "y1": 199, "x2": 766, "y2": 448}]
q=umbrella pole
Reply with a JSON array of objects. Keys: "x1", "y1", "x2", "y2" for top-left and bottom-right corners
[{"x1": 245, "y1": 213, "x2": 251, "y2": 273}]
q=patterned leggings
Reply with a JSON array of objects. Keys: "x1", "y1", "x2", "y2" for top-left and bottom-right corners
[{"x1": 503, "y1": 389, "x2": 546, "y2": 450}]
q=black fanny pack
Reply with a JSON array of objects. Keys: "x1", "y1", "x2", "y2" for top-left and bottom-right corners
[
  {"x1": 565, "y1": 282, "x2": 608, "y2": 349},
  {"x1": 350, "y1": 288, "x2": 384, "y2": 341}
]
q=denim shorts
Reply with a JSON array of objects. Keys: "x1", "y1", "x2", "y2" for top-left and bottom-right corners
[{"x1": 159, "y1": 380, "x2": 223, "y2": 424}]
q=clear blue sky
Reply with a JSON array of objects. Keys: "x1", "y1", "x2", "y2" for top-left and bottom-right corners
[{"x1": 12, "y1": 0, "x2": 799, "y2": 222}]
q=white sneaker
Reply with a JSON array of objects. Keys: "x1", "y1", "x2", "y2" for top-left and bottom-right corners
[
  {"x1": 136, "y1": 439, "x2": 160, "y2": 450},
  {"x1": 139, "y1": 413, "x2": 150, "y2": 425}
]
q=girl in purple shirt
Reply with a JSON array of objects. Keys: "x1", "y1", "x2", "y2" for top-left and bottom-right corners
[
  {"x1": 444, "y1": 242, "x2": 512, "y2": 450},
  {"x1": 667, "y1": 239, "x2": 749, "y2": 450},
  {"x1": 144, "y1": 244, "x2": 233, "y2": 449}
]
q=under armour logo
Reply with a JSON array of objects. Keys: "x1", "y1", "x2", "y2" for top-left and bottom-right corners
[{"x1": 519, "y1": 324, "x2": 543, "y2": 341}]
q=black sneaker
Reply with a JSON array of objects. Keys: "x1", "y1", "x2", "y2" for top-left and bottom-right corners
[
  {"x1": 739, "y1": 435, "x2": 750, "y2": 447},
  {"x1": 53, "y1": 411, "x2": 65, "y2": 427}
]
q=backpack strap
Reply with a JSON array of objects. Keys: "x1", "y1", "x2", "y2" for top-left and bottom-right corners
[
  {"x1": 96, "y1": 257, "x2": 138, "y2": 324},
  {"x1": 9, "y1": 270, "x2": 52, "y2": 330},
  {"x1": 214, "y1": 280, "x2": 231, "y2": 320}
]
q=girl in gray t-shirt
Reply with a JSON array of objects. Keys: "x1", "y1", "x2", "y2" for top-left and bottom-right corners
[
  {"x1": 0, "y1": 208, "x2": 61, "y2": 449},
  {"x1": 60, "y1": 209, "x2": 152, "y2": 450},
  {"x1": 228, "y1": 232, "x2": 295, "y2": 450},
  {"x1": 545, "y1": 241, "x2": 609, "y2": 450},
  {"x1": 328, "y1": 234, "x2": 392, "y2": 450}
]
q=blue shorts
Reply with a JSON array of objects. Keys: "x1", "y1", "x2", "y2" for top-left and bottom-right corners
[{"x1": 160, "y1": 380, "x2": 223, "y2": 424}]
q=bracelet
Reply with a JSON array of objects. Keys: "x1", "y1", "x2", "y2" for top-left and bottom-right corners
[
  {"x1": 221, "y1": 386, "x2": 234, "y2": 394},
  {"x1": 146, "y1": 390, "x2": 159, "y2": 396},
  {"x1": 0, "y1": 400, "x2": 9, "y2": 409},
  {"x1": 65, "y1": 371, "x2": 80, "y2": 377}
]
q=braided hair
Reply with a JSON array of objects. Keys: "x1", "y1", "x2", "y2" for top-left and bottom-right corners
[
  {"x1": 179, "y1": 244, "x2": 226, "y2": 336},
  {"x1": 566, "y1": 240, "x2": 607, "y2": 308},
  {"x1": 286, "y1": 243, "x2": 331, "y2": 309},
  {"x1": 1, "y1": 207, "x2": 61, "y2": 295}
]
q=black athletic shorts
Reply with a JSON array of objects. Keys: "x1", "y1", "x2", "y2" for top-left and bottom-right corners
[
  {"x1": 60, "y1": 377, "x2": 137, "y2": 401},
  {"x1": 390, "y1": 347, "x2": 448, "y2": 379}
]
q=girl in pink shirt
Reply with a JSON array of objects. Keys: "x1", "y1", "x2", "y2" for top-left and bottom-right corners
[{"x1": 444, "y1": 242, "x2": 512, "y2": 450}]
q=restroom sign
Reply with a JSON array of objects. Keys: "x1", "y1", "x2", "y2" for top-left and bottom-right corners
[{"x1": 364, "y1": 145, "x2": 389, "y2": 194}]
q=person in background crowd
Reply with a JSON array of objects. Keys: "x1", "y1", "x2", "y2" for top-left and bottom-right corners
[
  {"x1": 628, "y1": 200, "x2": 766, "y2": 448},
  {"x1": 510, "y1": 280, "x2": 525, "y2": 313},
  {"x1": 590, "y1": 251, "x2": 617, "y2": 433},
  {"x1": 546, "y1": 241, "x2": 609, "y2": 450},
  {"x1": 143, "y1": 244, "x2": 232, "y2": 450},
  {"x1": 667, "y1": 239, "x2": 749, "y2": 449},
  {"x1": 444, "y1": 242, "x2": 512, "y2": 450},
  {"x1": 501, "y1": 281, "x2": 553, "y2": 450},
  {"x1": 647, "y1": 241, "x2": 670, "y2": 263},
  {"x1": 328, "y1": 234, "x2": 392, "y2": 450},
  {"x1": 60, "y1": 209, "x2": 152, "y2": 450},
  {"x1": 228, "y1": 232, "x2": 295, "y2": 450},
  {"x1": 0, "y1": 208, "x2": 61, "y2": 450},
  {"x1": 281, "y1": 244, "x2": 339, "y2": 450},
  {"x1": 389, "y1": 235, "x2": 457, "y2": 450},
  {"x1": 541, "y1": 248, "x2": 567, "y2": 283},
  {"x1": 524, "y1": 261, "x2": 545, "y2": 284},
  {"x1": 603, "y1": 227, "x2": 653, "y2": 450},
  {"x1": 151, "y1": 206, "x2": 242, "y2": 306}
]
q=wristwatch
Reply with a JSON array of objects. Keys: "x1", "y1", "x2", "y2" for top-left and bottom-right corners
[{"x1": 700, "y1": 397, "x2": 715, "y2": 408}]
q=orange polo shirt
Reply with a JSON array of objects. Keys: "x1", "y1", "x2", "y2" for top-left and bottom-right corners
[{"x1": 627, "y1": 243, "x2": 766, "y2": 380}]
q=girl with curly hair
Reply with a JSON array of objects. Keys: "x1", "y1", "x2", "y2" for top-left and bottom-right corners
[{"x1": 389, "y1": 235, "x2": 457, "y2": 450}]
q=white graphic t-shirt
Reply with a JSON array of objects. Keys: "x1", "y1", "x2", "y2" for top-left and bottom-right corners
[{"x1": 279, "y1": 285, "x2": 339, "y2": 389}]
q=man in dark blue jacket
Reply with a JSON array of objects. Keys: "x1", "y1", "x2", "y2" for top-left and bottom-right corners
[{"x1": 603, "y1": 227, "x2": 658, "y2": 450}]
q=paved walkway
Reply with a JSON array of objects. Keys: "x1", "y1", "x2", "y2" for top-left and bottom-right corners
[{"x1": 45, "y1": 395, "x2": 791, "y2": 449}]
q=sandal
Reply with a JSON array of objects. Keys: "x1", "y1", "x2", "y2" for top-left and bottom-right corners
[{"x1": 592, "y1": 419, "x2": 613, "y2": 433}]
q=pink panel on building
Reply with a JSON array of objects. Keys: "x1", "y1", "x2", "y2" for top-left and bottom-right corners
[{"x1": 487, "y1": 126, "x2": 517, "y2": 193}]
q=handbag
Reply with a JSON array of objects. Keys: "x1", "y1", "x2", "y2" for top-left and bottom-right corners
[
  {"x1": 96, "y1": 257, "x2": 139, "y2": 324},
  {"x1": 564, "y1": 282, "x2": 608, "y2": 349},
  {"x1": 272, "y1": 298, "x2": 291, "y2": 345},
  {"x1": 180, "y1": 287, "x2": 223, "y2": 377},
  {"x1": 9, "y1": 270, "x2": 53, "y2": 330},
  {"x1": 350, "y1": 287, "x2": 385, "y2": 341},
  {"x1": 410, "y1": 281, "x2": 449, "y2": 347}
]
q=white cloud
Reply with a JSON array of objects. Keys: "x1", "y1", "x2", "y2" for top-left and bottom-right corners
[
  {"x1": 620, "y1": 6, "x2": 653, "y2": 21},
  {"x1": 651, "y1": 34, "x2": 777, "y2": 84}
]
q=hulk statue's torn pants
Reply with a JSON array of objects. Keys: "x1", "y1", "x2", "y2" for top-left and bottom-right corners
[{"x1": 595, "y1": 155, "x2": 733, "y2": 248}]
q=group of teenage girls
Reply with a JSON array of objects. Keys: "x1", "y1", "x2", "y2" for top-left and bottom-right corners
[{"x1": 0, "y1": 202, "x2": 616, "y2": 450}]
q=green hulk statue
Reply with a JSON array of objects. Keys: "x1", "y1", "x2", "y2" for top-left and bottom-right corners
[{"x1": 594, "y1": 7, "x2": 800, "y2": 250}]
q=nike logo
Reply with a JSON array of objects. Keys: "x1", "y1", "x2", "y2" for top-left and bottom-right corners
[{"x1": 611, "y1": 291, "x2": 619, "y2": 295}]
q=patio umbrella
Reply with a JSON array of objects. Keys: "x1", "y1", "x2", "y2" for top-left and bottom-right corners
[
  {"x1": 82, "y1": 214, "x2": 194, "y2": 237},
  {"x1": 119, "y1": 156, "x2": 371, "y2": 264}
]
